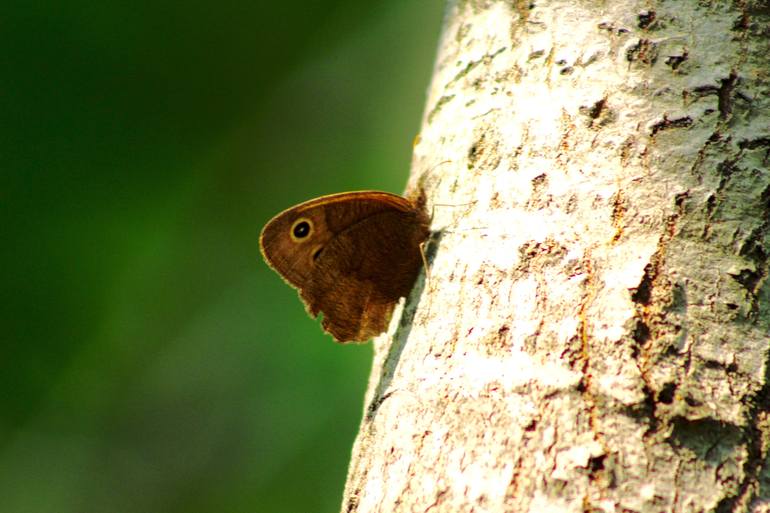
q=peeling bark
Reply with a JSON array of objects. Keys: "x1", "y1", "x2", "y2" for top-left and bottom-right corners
[{"x1": 343, "y1": 1, "x2": 770, "y2": 512}]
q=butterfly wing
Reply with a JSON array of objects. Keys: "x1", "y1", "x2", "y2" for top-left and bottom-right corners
[
  {"x1": 305, "y1": 208, "x2": 429, "y2": 341},
  {"x1": 260, "y1": 191, "x2": 422, "y2": 287},
  {"x1": 259, "y1": 191, "x2": 429, "y2": 342}
]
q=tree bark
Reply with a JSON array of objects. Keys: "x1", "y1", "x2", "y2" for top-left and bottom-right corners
[{"x1": 343, "y1": 1, "x2": 770, "y2": 512}]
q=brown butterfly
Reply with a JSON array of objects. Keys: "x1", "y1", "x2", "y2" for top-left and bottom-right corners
[{"x1": 259, "y1": 191, "x2": 430, "y2": 342}]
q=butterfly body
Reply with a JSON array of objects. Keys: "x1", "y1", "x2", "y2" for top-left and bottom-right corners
[{"x1": 260, "y1": 191, "x2": 430, "y2": 342}]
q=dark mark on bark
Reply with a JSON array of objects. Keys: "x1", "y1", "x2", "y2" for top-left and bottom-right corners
[
  {"x1": 665, "y1": 50, "x2": 688, "y2": 70},
  {"x1": 637, "y1": 10, "x2": 656, "y2": 29},
  {"x1": 716, "y1": 158, "x2": 737, "y2": 185},
  {"x1": 705, "y1": 193, "x2": 717, "y2": 218},
  {"x1": 650, "y1": 115, "x2": 693, "y2": 135},
  {"x1": 683, "y1": 72, "x2": 739, "y2": 120},
  {"x1": 690, "y1": 84, "x2": 720, "y2": 97},
  {"x1": 580, "y1": 97, "x2": 607, "y2": 119},
  {"x1": 528, "y1": 49, "x2": 545, "y2": 60},
  {"x1": 366, "y1": 390, "x2": 397, "y2": 420},
  {"x1": 632, "y1": 265, "x2": 654, "y2": 305},
  {"x1": 717, "y1": 71, "x2": 739, "y2": 119},
  {"x1": 626, "y1": 38, "x2": 659, "y2": 65},
  {"x1": 532, "y1": 173, "x2": 547, "y2": 188},
  {"x1": 345, "y1": 488, "x2": 361, "y2": 513},
  {"x1": 598, "y1": 21, "x2": 630, "y2": 35},
  {"x1": 588, "y1": 454, "x2": 606, "y2": 472},
  {"x1": 632, "y1": 320, "x2": 651, "y2": 348},
  {"x1": 738, "y1": 136, "x2": 770, "y2": 150},
  {"x1": 633, "y1": 384, "x2": 661, "y2": 434},
  {"x1": 733, "y1": 9, "x2": 750, "y2": 30},
  {"x1": 659, "y1": 382, "x2": 676, "y2": 404}
]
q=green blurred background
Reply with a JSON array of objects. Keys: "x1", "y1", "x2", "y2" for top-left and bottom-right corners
[{"x1": 1, "y1": 1, "x2": 443, "y2": 511}]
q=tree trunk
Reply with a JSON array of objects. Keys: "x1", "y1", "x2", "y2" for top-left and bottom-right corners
[{"x1": 342, "y1": 1, "x2": 770, "y2": 512}]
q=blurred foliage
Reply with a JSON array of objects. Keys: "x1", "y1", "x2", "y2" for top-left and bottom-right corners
[{"x1": 0, "y1": 1, "x2": 444, "y2": 511}]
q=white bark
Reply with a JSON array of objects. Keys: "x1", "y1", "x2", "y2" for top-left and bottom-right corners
[{"x1": 343, "y1": 1, "x2": 770, "y2": 512}]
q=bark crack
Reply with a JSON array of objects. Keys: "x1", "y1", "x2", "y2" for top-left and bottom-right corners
[
  {"x1": 649, "y1": 115, "x2": 693, "y2": 136},
  {"x1": 713, "y1": 361, "x2": 770, "y2": 512},
  {"x1": 631, "y1": 192, "x2": 689, "y2": 436},
  {"x1": 574, "y1": 246, "x2": 614, "y2": 508}
]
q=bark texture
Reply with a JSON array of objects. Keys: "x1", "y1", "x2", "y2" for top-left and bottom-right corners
[{"x1": 343, "y1": 1, "x2": 770, "y2": 512}]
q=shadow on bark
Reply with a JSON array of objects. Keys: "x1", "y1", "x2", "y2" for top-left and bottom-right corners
[{"x1": 365, "y1": 229, "x2": 445, "y2": 421}]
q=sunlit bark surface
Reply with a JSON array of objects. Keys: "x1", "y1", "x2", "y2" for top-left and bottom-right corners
[{"x1": 343, "y1": 1, "x2": 770, "y2": 512}]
